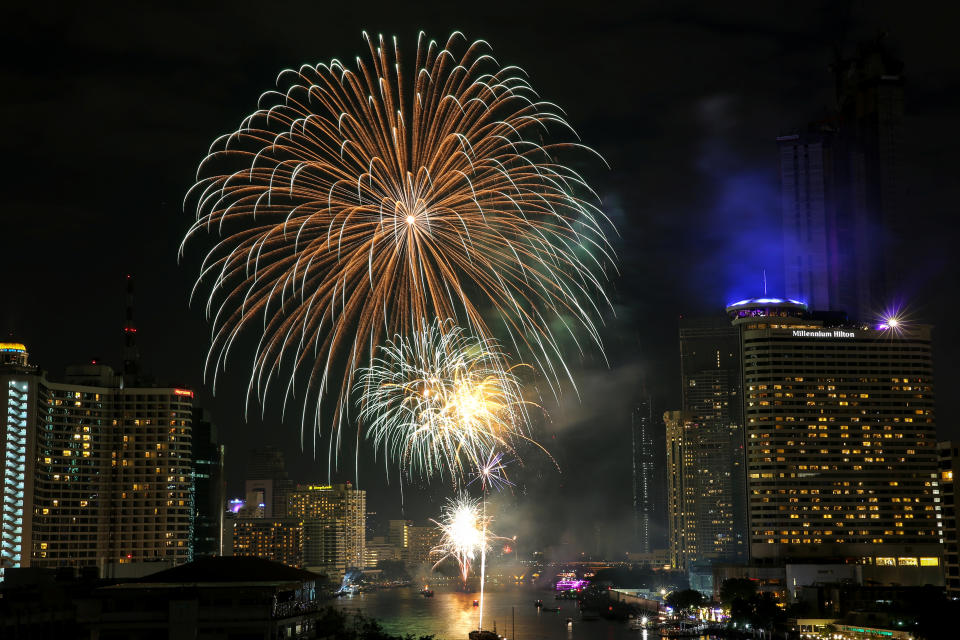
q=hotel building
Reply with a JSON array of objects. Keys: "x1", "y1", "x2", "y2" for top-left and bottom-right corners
[
  {"x1": 0, "y1": 343, "x2": 194, "y2": 581},
  {"x1": 288, "y1": 483, "x2": 366, "y2": 572},
  {"x1": 386, "y1": 519, "x2": 439, "y2": 568},
  {"x1": 233, "y1": 518, "x2": 304, "y2": 569},
  {"x1": 727, "y1": 298, "x2": 940, "y2": 578},
  {"x1": 938, "y1": 441, "x2": 959, "y2": 596}
]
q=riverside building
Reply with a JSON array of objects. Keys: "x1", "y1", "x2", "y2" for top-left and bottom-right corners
[
  {"x1": 727, "y1": 298, "x2": 941, "y2": 581},
  {"x1": 664, "y1": 410, "x2": 695, "y2": 571},
  {"x1": 938, "y1": 441, "x2": 959, "y2": 596},
  {"x1": 288, "y1": 483, "x2": 366, "y2": 573},
  {"x1": 233, "y1": 518, "x2": 304, "y2": 569},
  {"x1": 631, "y1": 398, "x2": 666, "y2": 554},
  {"x1": 678, "y1": 318, "x2": 747, "y2": 564},
  {"x1": 0, "y1": 343, "x2": 194, "y2": 581}
]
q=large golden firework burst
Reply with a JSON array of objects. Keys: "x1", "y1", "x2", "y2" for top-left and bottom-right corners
[{"x1": 181, "y1": 31, "x2": 615, "y2": 455}]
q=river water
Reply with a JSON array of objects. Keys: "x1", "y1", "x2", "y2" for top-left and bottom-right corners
[{"x1": 332, "y1": 584, "x2": 710, "y2": 640}]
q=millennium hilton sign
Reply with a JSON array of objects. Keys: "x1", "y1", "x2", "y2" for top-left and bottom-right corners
[{"x1": 791, "y1": 329, "x2": 856, "y2": 338}]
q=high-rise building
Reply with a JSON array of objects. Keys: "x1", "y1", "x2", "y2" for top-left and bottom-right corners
[
  {"x1": 631, "y1": 398, "x2": 663, "y2": 553},
  {"x1": 0, "y1": 345, "x2": 194, "y2": 581},
  {"x1": 665, "y1": 410, "x2": 694, "y2": 571},
  {"x1": 834, "y1": 38, "x2": 905, "y2": 273},
  {"x1": 247, "y1": 446, "x2": 286, "y2": 479},
  {"x1": 938, "y1": 442, "x2": 959, "y2": 596},
  {"x1": 192, "y1": 408, "x2": 225, "y2": 557},
  {"x1": 728, "y1": 297, "x2": 940, "y2": 573},
  {"x1": 664, "y1": 407, "x2": 742, "y2": 574},
  {"x1": 406, "y1": 524, "x2": 440, "y2": 567},
  {"x1": 245, "y1": 446, "x2": 295, "y2": 519},
  {"x1": 386, "y1": 519, "x2": 439, "y2": 567},
  {"x1": 233, "y1": 518, "x2": 303, "y2": 568},
  {"x1": 1, "y1": 343, "x2": 31, "y2": 582},
  {"x1": 779, "y1": 38, "x2": 904, "y2": 319},
  {"x1": 388, "y1": 519, "x2": 411, "y2": 551},
  {"x1": 288, "y1": 483, "x2": 366, "y2": 571},
  {"x1": 105, "y1": 379, "x2": 194, "y2": 567},
  {"x1": 303, "y1": 518, "x2": 346, "y2": 575},
  {"x1": 778, "y1": 126, "x2": 842, "y2": 312},
  {"x1": 363, "y1": 535, "x2": 402, "y2": 568},
  {"x1": 677, "y1": 317, "x2": 747, "y2": 564}
]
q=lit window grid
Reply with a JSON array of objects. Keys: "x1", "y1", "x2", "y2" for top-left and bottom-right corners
[
  {"x1": 742, "y1": 328, "x2": 938, "y2": 549},
  {"x1": 234, "y1": 519, "x2": 304, "y2": 568},
  {"x1": 288, "y1": 486, "x2": 366, "y2": 570},
  {"x1": 16, "y1": 380, "x2": 194, "y2": 570}
]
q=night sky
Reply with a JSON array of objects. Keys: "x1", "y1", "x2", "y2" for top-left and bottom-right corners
[{"x1": 5, "y1": 1, "x2": 959, "y2": 554}]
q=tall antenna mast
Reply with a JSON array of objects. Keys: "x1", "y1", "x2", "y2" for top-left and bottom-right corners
[{"x1": 763, "y1": 269, "x2": 768, "y2": 296}]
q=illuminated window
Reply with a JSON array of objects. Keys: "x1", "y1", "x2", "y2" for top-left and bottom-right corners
[
  {"x1": 875, "y1": 557, "x2": 895, "y2": 566},
  {"x1": 920, "y1": 557, "x2": 939, "y2": 567},
  {"x1": 897, "y1": 557, "x2": 918, "y2": 566}
]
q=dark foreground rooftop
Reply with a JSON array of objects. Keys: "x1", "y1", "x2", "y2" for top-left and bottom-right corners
[{"x1": 136, "y1": 556, "x2": 319, "y2": 584}]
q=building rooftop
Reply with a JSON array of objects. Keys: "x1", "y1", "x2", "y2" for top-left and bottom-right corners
[
  {"x1": 725, "y1": 297, "x2": 807, "y2": 310},
  {"x1": 132, "y1": 556, "x2": 318, "y2": 585}
]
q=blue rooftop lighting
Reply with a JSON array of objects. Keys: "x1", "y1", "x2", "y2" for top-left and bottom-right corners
[{"x1": 726, "y1": 297, "x2": 807, "y2": 308}]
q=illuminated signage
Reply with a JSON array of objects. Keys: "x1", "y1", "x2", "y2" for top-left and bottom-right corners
[
  {"x1": 173, "y1": 389, "x2": 194, "y2": 398},
  {"x1": 791, "y1": 329, "x2": 855, "y2": 338}
]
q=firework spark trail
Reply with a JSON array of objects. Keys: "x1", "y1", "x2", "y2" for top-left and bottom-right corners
[
  {"x1": 356, "y1": 318, "x2": 543, "y2": 483},
  {"x1": 430, "y1": 493, "x2": 489, "y2": 585},
  {"x1": 469, "y1": 449, "x2": 515, "y2": 493},
  {"x1": 428, "y1": 460, "x2": 512, "y2": 630},
  {"x1": 180, "y1": 30, "x2": 616, "y2": 460},
  {"x1": 471, "y1": 450, "x2": 513, "y2": 632}
]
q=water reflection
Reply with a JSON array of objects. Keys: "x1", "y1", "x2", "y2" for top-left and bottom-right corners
[{"x1": 332, "y1": 584, "x2": 668, "y2": 640}]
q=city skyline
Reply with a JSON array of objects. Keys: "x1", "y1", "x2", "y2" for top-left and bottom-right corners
[{"x1": 4, "y1": 2, "x2": 959, "y2": 557}]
